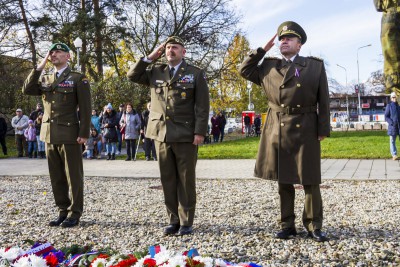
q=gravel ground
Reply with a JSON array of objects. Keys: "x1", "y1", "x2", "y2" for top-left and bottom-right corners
[{"x1": 0, "y1": 176, "x2": 399, "y2": 266}]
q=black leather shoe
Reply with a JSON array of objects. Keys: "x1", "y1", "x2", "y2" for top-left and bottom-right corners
[
  {"x1": 177, "y1": 226, "x2": 193, "y2": 236},
  {"x1": 164, "y1": 224, "x2": 180, "y2": 235},
  {"x1": 275, "y1": 228, "x2": 297, "y2": 239},
  {"x1": 308, "y1": 229, "x2": 329, "y2": 242},
  {"x1": 48, "y1": 215, "x2": 67, "y2": 227},
  {"x1": 61, "y1": 217, "x2": 80, "y2": 228}
]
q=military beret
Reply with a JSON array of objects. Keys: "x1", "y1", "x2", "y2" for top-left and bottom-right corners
[
  {"x1": 49, "y1": 42, "x2": 70, "y2": 52},
  {"x1": 277, "y1": 21, "x2": 307, "y2": 44},
  {"x1": 165, "y1": 36, "x2": 185, "y2": 47}
]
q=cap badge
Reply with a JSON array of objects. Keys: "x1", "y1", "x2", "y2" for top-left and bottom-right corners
[{"x1": 282, "y1": 26, "x2": 288, "y2": 31}]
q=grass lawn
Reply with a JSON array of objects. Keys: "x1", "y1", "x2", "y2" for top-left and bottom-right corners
[{"x1": 0, "y1": 131, "x2": 393, "y2": 160}]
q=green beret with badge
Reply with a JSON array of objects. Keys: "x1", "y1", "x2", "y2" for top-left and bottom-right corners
[
  {"x1": 49, "y1": 42, "x2": 70, "y2": 52},
  {"x1": 165, "y1": 36, "x2": 185, "y2": 47},
  {"x1": 277, "y1": 21, "x2": 307, "y2": 44}
]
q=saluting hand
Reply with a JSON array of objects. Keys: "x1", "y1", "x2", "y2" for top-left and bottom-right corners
[
  {"x1": 147, "y1": 42, "x2": 166, "y2": 61},
  {"x1": 36, "y1": 51, "x2": 51, "y2": 71},
  {"x1": 263, "y1": 33, "x2": 278, "y2": 52}
]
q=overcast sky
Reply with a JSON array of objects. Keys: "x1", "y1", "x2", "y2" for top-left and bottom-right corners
[{"x1": 230, "y1": 0, "x2": 383, "y2": 88}]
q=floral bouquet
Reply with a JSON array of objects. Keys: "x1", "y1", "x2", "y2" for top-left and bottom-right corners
[{"x1": 0, "y1": 242, "x2": 262, "y2": 267}]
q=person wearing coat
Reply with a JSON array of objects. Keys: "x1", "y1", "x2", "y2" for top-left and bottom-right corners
[
  {"x1": 384, "y1": 92, "x2": 400, "y2": 160},
  {"x1": 102, "y1": 103, "x2": 118, "y2": 160},
  {"x1": 120, "y1": 103, "x2": 141, "y2": 161},
  {"x1": 127, "y1": 36, "x2": 210, "y2": 236},
  {"x1": 210, "y1": 114, "x2": 220, "y2": 143},
  {"x1": 239, "y1": 21, "x2": 330, "y2": 242}
]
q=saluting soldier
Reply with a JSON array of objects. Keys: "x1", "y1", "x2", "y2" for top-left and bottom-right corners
[
  {"x1": 374, "y1": 0, "x2": 400, "y2": 95},
  {"x1": 127, "y1": 36, "x2": 210, "y2": 236},
  {"x1": 22, "y1": 42, "x2": 92, "y2": 228},
  {"x1": 239, "y1": 21, "x2": 330, "y2": 242}
]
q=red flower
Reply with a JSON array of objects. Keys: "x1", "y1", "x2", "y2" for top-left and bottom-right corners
[
  {"x1": 112, "y1": 255, "x2": 138, "y2": 267},
  {"x1": 45, "y1": 253, "x2": 59, "y2": 267},
  {"x1": 143, "y1": 258, "x2": 157, "y2": 267}
]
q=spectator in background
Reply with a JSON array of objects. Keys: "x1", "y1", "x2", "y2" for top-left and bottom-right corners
[
  {"x1": 83, "y1": 129, "x2": 95, "y2": 159},
  {"x1": 385, "y1": 91, "x2": 400, "y2": 160},
  {"x1": 116, "y1": 104, "x2": 125, "y2": 155},
  {"x1": 11, "y1": 108, "x2": 29, "y2": 157},
  {"x1": 141, "y1": 102, "x2": 157, "y2": 161},
  {"x1": 91, "y1": 109, "x2": 101, "y2": 134},
  {"x1": 24, "y1": 120, "x2": 37, "y2": 158},
  {"x1": 211, "y1": 114, "x2": 220, "y2": 143},
  {"x1": 35, "y1": 113, "x2": 46, "y2": 158},
  {"x1": 29, "y1": 103, "x2": 43, "y2": 121},
  {"x1": 244, "y1": 113, "x2": 251, "y2": 137},
  {"x1": 102, "y1": 103, "x2": 118, "y2": 160},
  {"x1": 120, "y1": 103, "x2": 141, "y2": 161},
  {"x1": 0, "y1": 116, "x2": 8, "y2": 155},
  {"x1": 254, "y1": 114, "x2": 261, "y2": 137},
  {"x1": 218, "y1": 112, "x2": 227, "y2": 142},
  {"x1": 91, "y1": 128, "x2": 102, "y2": 159}
]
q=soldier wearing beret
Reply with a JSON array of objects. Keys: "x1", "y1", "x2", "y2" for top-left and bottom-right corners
[
  {"x1": 127, "y1": 36, "x2": 210, "y2": 236},
  {"x1": 239, "y1": 21, "x2": 330, "y2": 242},
  {"x1": 22, "y1": 42, "x2": 92, "y2": 228},
  {"x1": 374, "y1": 0, "x2": 400, "y2": 95}
]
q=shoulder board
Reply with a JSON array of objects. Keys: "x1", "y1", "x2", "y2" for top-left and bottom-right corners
[
  {"x1": 308, "y1": 56, "x2": 324, "y2": 62},
  {"x1": 70, "y1": 71, "x2": 82, "y2": 75},
  {"x1": 186, "y1": 63, "x2": 202, "y2": 70},
  {"x1": 264, "y1": 57, "x2": 279, "y2": 60}
]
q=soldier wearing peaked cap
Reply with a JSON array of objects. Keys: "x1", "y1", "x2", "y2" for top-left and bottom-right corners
[
  {"x1": 22, "y1": 42, "x2": 92, "y2": 228},
  {"x1": 239, "y1": 21, "x2": 330, "y2": 242},
  {"x1": 374, "y1": 0, "x2": 400, "y2": 95},
  {"x1": 127, "y1": 36, "x2": 210, "y2": 236}
]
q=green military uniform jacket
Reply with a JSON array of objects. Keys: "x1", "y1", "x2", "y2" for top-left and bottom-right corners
[
  {"x1": 22, "y1": 67, "x2": 92, "y2": 144},
  {"x1": 127, "y1": 59, "x2": 209, "y2": 142},
  {"x1": 239, "y1": 48, "x2": 330, "y2": 185}
]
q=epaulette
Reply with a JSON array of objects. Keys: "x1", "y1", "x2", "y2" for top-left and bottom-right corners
[
  {"x1": 186, "y1": 62, "x2": 202, "y2": 70},
  {"x1": 308, "y1": 56, "x2": 323, "y2": 62}
]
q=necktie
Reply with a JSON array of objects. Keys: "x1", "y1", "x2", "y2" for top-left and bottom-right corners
[{"x1": 169, "y1": 67, "x2": 175, "y2": 79}]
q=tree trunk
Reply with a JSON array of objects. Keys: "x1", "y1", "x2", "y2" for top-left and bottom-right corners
[
  {"x1": 93, "y1": 0, "x2": 103, "y2": 80},
  {"x1": 18, "y1": 0, "x2": 36, "y2": 67},
  {"x1": 81, "y1": 0, "x2": 87, "y2": 75}
]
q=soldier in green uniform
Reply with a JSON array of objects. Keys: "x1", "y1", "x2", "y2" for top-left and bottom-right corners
[
  {"x1": 127, "y1": 36, "x2": 210, "y2": 236},
  {"x1": 239, "y1": 21, "x2": 330, "y2": 242},
  {"x1": 22, "y1": 43, "x2": 92, "y2": 228},
  {"x1": 374, "y1": 0, "x2": 400, "y2": 94}
]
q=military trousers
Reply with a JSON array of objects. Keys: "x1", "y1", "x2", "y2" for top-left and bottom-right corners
[
  {"x1": 46, "y1": 143, "x2": 84, "y2": 219},
  {"x1": 278, "y1": 183, "x2": 323, "y2": 231},
  {"x1": 155, "y1": 140, "x2": 198, "y2": 226}
]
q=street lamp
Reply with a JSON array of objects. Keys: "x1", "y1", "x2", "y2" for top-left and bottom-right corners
[
  {"x1": 337, "y1": 64, "x2": 349, "y2": 128},
  {"x1": 356, "y1": 44, "x2": 371, "y2": 121},
  {"x1": 247, "y1": 82, "x2": 253, "y2": 110},
  {"x1": 73, "y1": 37, "x2": 83, "y2": 71}
]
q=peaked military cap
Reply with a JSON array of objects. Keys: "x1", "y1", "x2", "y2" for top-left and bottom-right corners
[
  {"x1": 49, "y1": 42, "x2": 70, "y2": 52},
  {"x1": 165, "y1": 36, "x2": 185, "y2": 47},
  {"x1": 277, "y1": 21, "x2": 307, "y2": 44}
]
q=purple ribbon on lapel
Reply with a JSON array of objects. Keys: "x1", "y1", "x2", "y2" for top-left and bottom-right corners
[{"x1": 295, "y1": 68, "x2": 300, "y2": 77}]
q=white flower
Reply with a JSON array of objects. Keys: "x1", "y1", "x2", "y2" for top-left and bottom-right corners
[
  {"x1": 214, "y1": 259, "x2": 227, "y2": 267},
  {"x1": 133, "y1": 256, "x2": 149, "y2": 267},
  {"x1": 13, "y1": 256, "x2": 30, "y2": 267},
  {"x1": 193, "y1": 256, "x2": 213, "y2": 267},
  {"x1": 0, "y1": 247, "x2": 23, "y2": 261},
  {"x1": 164, "y1": 255, "x2": 186, "y2": 267},
  {"x1": 91, "y1": 258, "x2": 108, "y2": 267},
  {"x1": 28, "y1": 254, "x2": 47, "y2": 267},
  {"x1": 154, "y1": 250, "x2": 172, "y2": 265}
]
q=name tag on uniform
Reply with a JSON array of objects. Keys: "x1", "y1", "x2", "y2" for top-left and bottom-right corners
[{"x1": 155, "y1": 80, "x2": 164, "y2": 84}]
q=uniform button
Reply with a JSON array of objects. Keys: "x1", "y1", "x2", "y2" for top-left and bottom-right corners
[
  {"x1": 166, "y1": 116, "x2": 170, "y2": 120},
  {"x1": 296, "y1": 124, "x2": 301, "y2": 128},
  {"x1": 167, "y1": 106, "x2": 170, "y2": 109},
  {"x1": 53, "y1": 91, "x2": 55, "y2": 94},
  {"x1": 169, "y1": 86, "x2": 172, "y2": 90},
  {"x1": 281, "y1": 104, "x2": 285, "y2": 107},
  {"x1": 183, "y1": 87, "x2": 186, "y2": 89},
  {"x1": 280, "y1": 85, "x2": 285, "y2": 89},
  {"x1": 67, "y1": 123, "x2": 70, "y2": 126},
  {"x1": 297, "y1": 83, "x2": 301, "y2": 87},
  {"x1": 52, "y1": 101, "x2": 55, "y2": 104},
  {"x1": 280, "y1": 123, "x2": 285, "y2": 127},
  {"x1": 297, "y1": 105, "x2": 301, "y2": 107},
  {"x1": 51, "y1": 110, "x2": 54, "y2": 113},
  {"x1": 168, "y1": 96, "x2": 171, "y2": 99},
  {"x1": 50, "y1": 120, "x2": 54, "y2": 123}
]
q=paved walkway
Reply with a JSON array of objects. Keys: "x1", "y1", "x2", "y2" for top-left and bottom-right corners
[{"x1": 0, "y1": 158, "x2": 399, "y2": 180}]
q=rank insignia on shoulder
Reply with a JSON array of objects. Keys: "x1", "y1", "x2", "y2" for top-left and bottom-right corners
[
  {"x1": 265, "y1": 56, "x2": 279, "y2": 60},
  {"x1": 82, "y1": 77, "x2": 89, "y2": 84},
  {"x1": 308, "y1": 56, "x2": 323, "y2": 61}
]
